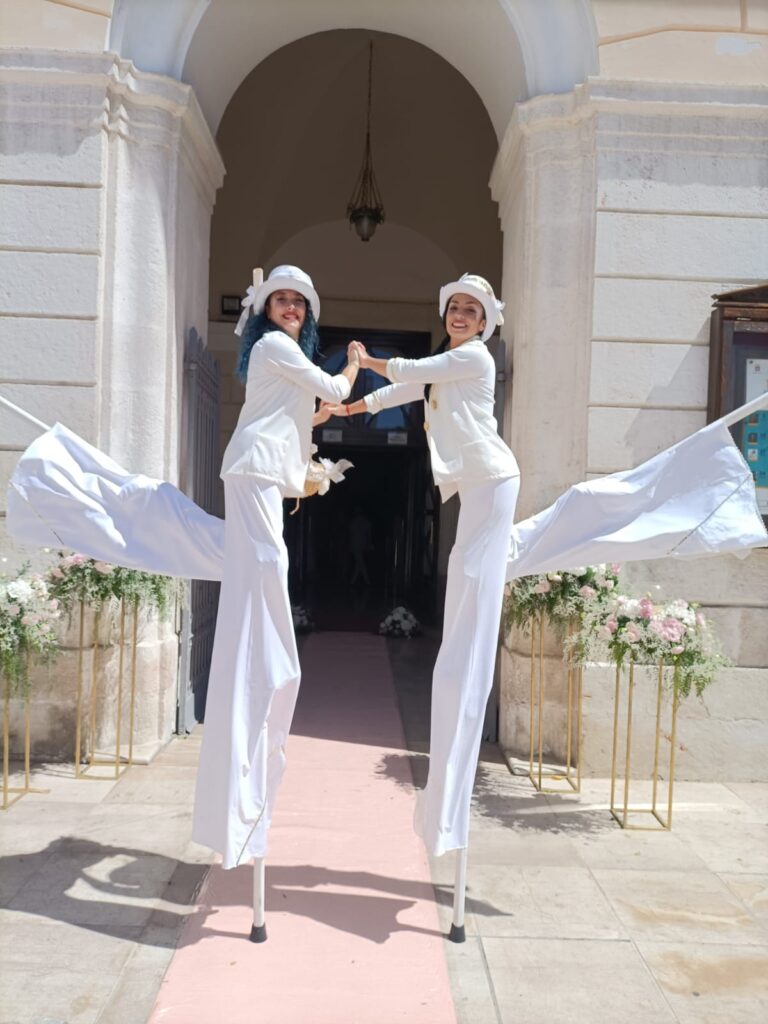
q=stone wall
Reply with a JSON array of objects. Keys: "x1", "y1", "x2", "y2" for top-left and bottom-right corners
[
  {"x1": 495, "y1": 79, "x2": 768, "y2": 781},
  {"x1": 0, "y1": 49, "x2": 224, "y2": 759}
]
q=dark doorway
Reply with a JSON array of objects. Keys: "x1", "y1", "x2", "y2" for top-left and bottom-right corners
[{"x1": 285, "y1": 326, "x2": 441, "y2": 631}]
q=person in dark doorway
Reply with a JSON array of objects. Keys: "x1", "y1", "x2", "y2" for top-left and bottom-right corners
[
  {"x1": 325, "y1": 273, "x2": 516, "y2": 858},
  {"x1": 348, "y1": 504, "x2": 373, "y2": 585}
]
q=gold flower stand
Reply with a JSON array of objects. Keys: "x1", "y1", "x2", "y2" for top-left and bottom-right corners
[
  {"x1": 528, "y1": 614, "x2": 583, "y2": 794},
  {"x1": 610, "y1": 658, "x2": 680, "y2": 830},
  {"x1": 74, "y1": 598, "x2": 140, "y2": 780},
  {"x1": 2, "y1": 663, "x2": 49, "y2": 810}
]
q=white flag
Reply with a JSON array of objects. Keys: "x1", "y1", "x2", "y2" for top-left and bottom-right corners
[
  {"x1": 507, "y1": 419, "x2": 767, "y2": 580},
  {"x1": 8, "y1": 423, "x2": 225, "y2": 581}
]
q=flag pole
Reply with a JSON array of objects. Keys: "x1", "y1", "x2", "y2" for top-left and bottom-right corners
[
  {"x1": 716, "y1": 389, "x2": 768, "y2": 428},
  {"x1": 250, "y1": 856, "x2": 267, "y2": 943},
  {"x1": 449, "y1": 847, "x2": 467, "y2": 942},
  {"x1": 247, "y1": 266, "x2": 268, "y2": 944},
  {"x1": 0, "y1": 393, "x2": 51, "y2": 432}
]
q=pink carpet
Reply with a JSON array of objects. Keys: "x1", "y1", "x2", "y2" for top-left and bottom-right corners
[{"x1": 149, "y1": 633, "x2": 456, "y2": 1024}]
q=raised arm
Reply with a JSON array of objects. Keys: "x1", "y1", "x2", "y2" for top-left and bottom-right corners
[
  {"x1": 351, "y1": 340, "x2": 485, "y2": 386},
  {"x1": 324, "y1": 380, "x2": 425, "y2": 419},
  {"x1": 264, "y1": 332, "x2": 359, "y2": 402}
]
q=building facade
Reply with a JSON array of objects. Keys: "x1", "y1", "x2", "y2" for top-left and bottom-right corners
[{"x1": 1, "y1": 1, "x2": 766, "y2": 775}]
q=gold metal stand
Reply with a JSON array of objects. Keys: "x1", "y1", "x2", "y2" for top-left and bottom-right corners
[
  {"x1": 75, "y1": 598, "x2": 140, "y2": 780},
  {"x1": 2, "y1": 665, "x2": 49, "y2": 810},
  {"x1": 528, "y1": 614, "x2": 583, "y2": 794},
  {"x1": 610, "y1": 658, "x2": 679, "y2": 830}
]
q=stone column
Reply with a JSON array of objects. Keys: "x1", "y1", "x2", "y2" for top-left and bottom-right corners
[
  {"x1": 491, "y1": 87, "x2": 597, "y2": 768},
  {"x1": 0, "y1": 49, "x2": 224, "y2": 759},
  {"x1": 492, "y1": 79, "x2": 768, "y2": 781}
]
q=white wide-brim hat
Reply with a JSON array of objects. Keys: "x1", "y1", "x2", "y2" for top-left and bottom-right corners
[
  {"x1": 234, "y1": 264, "x2": 320, "y2": 336},
  {"x1": 438, "y1": 273, "x2": 504, "y2": 343}
]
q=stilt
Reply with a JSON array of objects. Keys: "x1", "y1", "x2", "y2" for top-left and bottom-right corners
[
  {"x1": 250, "y1": 857, "x2": 267, "y2": 943},
  {"x1": 448, "y1": 847, "x2": 467, "y2": 943}
]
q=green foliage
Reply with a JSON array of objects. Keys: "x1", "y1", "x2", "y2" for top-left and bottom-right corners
[
  {"x1": 0, "y1": 565, "x2": 61, "y2": 696},
  {"x1": 46, "y1": 552, "x2": 182, "y2": 618}
]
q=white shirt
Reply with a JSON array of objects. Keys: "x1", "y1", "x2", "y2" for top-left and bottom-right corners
[
  {"x1": 363, "y1": 337, "x2": 519, "y2": 501},
  {"x1": 221, "y1": 330, "x2": 351, "y2": 497}
]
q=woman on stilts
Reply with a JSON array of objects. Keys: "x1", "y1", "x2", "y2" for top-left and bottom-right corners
[
  {"x1": 326, "y1": 274, "x2": 514, "y2": 936},
  {"x1": 191, "y1": 266, "x2": 360, "y2": 877}
]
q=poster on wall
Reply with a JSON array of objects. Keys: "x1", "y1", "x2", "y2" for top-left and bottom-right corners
[{"x1": 743, "y1": 358, "x2": 768, "y2": 515}]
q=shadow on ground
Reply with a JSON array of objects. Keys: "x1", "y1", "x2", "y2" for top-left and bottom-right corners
[{"x1": 2, "y1": 837, "x2": 506, "y2": 949}]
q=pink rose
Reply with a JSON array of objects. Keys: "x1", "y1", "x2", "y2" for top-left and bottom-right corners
[
  {"x1": 625, "y1": 622, "x2": 643, "y2": 643},
  {"x1": 8, "y1": 604, "x2": 20, "y2": 617},
  {"x1": 533, "y1": 580, "x2": 551, "y2": 594},
  {"x1": 649, "y1": 617, "x2": 685, "y2": 643},
  {"x1": 639, "y1": 598, "x2": 655, "y2": 620},
  {"x1": 610, "y1": 563, "x2": 622, "y2": 574},
  {"x1": 48, "y1": 599, "x2": 59, "y2": 611},
  {"x1": 695, "y1": 611, "x2": 706, "y2": 627},
  {"x1": 606, "y1": 618, "x2": 618, "y2": 633},
  {"x1": 670, "y1": 645, "x2": 685, "y2": 655},
  {"x1": 50, "y1": 567, "x2": 65, "y2": 579},
  {"x1": 604, "y1": 580, "x2": 615, "y2": 590},
  {"x1": 21, "y1": 614, "x2": 37, "y2": 626},
  {"x1": 579, "y1": 585, "x2": 597, "y2": 600}
]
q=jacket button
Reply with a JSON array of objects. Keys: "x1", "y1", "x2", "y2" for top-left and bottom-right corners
[
  {"x1": 423, "y1": 422, "x2": 429, "y2": 431},
  {"x1": 431, "y1": 399, "x2": 438, "y2": 409}
]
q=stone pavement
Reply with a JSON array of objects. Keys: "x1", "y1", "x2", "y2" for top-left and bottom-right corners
[{"x1": 1, "y1": 632, "x2": 767, "y2": 1024}]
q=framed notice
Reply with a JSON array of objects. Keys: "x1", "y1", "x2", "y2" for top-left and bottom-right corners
[
  {"x1": 743, "y1": 359, "x2": 768, "y2": 515},
  {"x1": 709, "y1": 284, "x2": 768, "y2": 524}
]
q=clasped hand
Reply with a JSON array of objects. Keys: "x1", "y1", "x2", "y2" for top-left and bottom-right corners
[{"x1": 347, "y1": 340, "x2": 369, "y2": 367}]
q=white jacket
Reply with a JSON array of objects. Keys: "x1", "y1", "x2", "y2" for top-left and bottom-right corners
[
  {"x1": 363, "y1": 337, "x2": 519, "y2": 501},
  {"x1": 221, "y1": 330, "x2": 351, "y2": 496}
]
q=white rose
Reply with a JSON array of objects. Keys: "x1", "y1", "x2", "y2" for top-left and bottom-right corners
[{"x1": 7, "y1": 580, "x2": 34, "y2": 605}]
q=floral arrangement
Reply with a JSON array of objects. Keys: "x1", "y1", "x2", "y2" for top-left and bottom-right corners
[
  {"x1": 46, "y1": 552, "x2": 180, "y2": 618},
  {"x1": 291, "y1": 604, "x2": 314, "y2": 634},
  {"x1": 572, "y1": 593, "x2": 729, "y2": 699},
  {"x1": 0, "y1": 567, "x2": 61, "y2": 694},
  {"x1": 504, "y1": 563, "x2": 622, "y2": 633},
  {"x1": 379, "y1": 606, "x2": 420, "y2": 638}
]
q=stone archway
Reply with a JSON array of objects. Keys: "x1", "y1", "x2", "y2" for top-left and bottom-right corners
[
  {"x1": 204, "y1": 26, "x2": 506, "y2": 628},
  {"x1": 110, "y1": 0, "x2": 598, "y2": 140}
]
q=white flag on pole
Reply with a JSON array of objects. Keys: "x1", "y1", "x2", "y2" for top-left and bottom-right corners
[
  {"x1": 507, "y1": 417, "x2": 768, "y2": 580},
  {"x1": 7, "y1": 423, "x2": 225, "y2": 581}
]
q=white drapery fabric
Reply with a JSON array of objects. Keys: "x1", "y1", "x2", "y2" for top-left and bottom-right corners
[
  {"x1": 415, "y1": 476, "x2": 520, "y2": 855},
  {"x1": 6, "y1": 414, "x2": 767, "y2": 860},
  {"x1": 9, "y1": 418, "x2": 764, "y2": 587},
  {"x1": 7, "y1": 423, "x2": 224, "y2": 581},
  {"x1": 191, "y1": 477, "x2": 300, "y2": 868},
  {"x1": 507, "y1": 419, "x2": 767, "y2": 580}
]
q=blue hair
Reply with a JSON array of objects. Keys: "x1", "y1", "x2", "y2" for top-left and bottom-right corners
[{"x1": 236, "y1": 306, "x2": 321, "y2": 384}]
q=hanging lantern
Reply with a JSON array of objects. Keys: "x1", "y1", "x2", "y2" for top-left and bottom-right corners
[{"x1": 346, "y1": 41, "x2": 385, "y2": 243}]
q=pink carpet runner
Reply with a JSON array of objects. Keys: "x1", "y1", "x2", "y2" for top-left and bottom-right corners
[{"x1": 149, "y1": 633, "x2": 456, "y2": 1024}]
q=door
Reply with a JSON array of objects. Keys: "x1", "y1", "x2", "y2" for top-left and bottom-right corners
[{"x1": 177, "y1": 329, "x2": 221, "y2": 729}]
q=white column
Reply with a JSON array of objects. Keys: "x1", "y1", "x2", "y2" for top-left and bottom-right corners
[
  {"x1": 492, "y1": 79, "x2": 768, "y2": 782},
  {"x1": 0, "y1": 48, "x2": 224, "y2": 759}
]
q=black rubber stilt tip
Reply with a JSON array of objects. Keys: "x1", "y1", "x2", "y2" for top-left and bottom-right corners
[
  {"x1": 249, "y1": 923, "x2": 267, "y2": 943},
  {"x1": 448, "y1": 923, "x2": 466, "y2": 944}
]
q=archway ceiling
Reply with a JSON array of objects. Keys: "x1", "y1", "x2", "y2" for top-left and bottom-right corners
[
  {"x1": 111, "y1": 0, "x2": 598, "y2": 140},
  {"x1": 209, "y1": 30, "x2": 501, "y2": 310}
]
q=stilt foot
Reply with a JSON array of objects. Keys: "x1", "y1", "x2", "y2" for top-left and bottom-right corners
[
  {"x1": 249, "y1": 923, "x2": 267, "y2": 943},
  {"x1": 448, "y1": 924, "x2": 466, "y2": 943}
]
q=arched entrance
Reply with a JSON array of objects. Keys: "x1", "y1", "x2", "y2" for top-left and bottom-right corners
[{"x1": 205, "y1": 28, "x2": 502, "y2": 627}]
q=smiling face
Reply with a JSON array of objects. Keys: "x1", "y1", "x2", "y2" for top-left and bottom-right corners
[
  {"x1": 266, "y1": 289, "x2": 307, "y2": 341},
  {"x1": 444, "y1": 292, "x2": 486, "y2": 346}
]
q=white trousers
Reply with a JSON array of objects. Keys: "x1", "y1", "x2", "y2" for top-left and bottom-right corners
[
  {"x1": 415, "y1": 475, "x2": 520, "y2": 856},
  {"x1": 191, "y1": 476, "x2": 300, "y2": 869}
]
